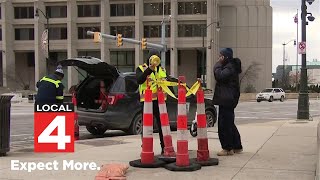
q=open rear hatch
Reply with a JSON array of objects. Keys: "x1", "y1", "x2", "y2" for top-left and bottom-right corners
[
  {"x1": 58, "y1": 56, "x2": 119, "y2": 78},
  {"x1": 58, "y1": 57, "x2": 120, "y2": 112}
]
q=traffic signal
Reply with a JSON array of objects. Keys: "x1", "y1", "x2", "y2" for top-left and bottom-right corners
[
  {"x1": 141, "y1": 38, "x2": 147, "y2": 50},
  {"x1": 93, "y1": 32, "x2": 102, "y2": 43},
  {"x1": 117, "y1": 34, "x2": 123, "y2": 47}
]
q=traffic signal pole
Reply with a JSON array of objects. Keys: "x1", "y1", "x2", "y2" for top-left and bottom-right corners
[{"x1": 87, "y1": 31, "x2": 166, "y2": 51}]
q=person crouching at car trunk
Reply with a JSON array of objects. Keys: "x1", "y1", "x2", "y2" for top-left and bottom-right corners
[
  {"x1": 35, "y1": 66, "x2": 65, "y2": 104},
  {"x1": 212, "y1": 48, "x2": 243, "y2": 156},
  {"x1": 136, "y1": 49, "x2": 167, "y2": 155}
]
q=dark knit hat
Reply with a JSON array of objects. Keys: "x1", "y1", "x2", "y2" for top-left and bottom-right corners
[
  {"x1": 54, "y1": 65, "x2": 64, "y2": 78},
  {"x1": 220, "y1": 48, "x2": 233, "y2": 59}
]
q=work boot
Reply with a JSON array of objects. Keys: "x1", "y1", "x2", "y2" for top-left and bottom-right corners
[
  {"x1": 233, "y1": 148, "x2": 243, "y2": 154},
  {"x1": 217, "y1": 149, "x2": 234, "y2": 156}
]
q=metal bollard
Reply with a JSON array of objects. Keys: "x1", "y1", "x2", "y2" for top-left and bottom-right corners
[{"x1": 0, "y1": 95, "x2": 14, "y2": 156}]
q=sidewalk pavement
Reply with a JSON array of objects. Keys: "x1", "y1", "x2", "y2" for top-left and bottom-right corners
[{"x1": 0, "y1": 118, "x2": 319, "y2": 180}]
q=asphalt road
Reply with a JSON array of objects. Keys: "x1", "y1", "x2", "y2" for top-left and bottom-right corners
[{"x1": 7, "y1": 99, "x2": 320, "y2": 149}]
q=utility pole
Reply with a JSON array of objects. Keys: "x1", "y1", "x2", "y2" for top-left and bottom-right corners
[
  {"x1": 297, "y1": 0, "x2": 310, "y2": 119},
  {"x1": 282, "y1": 43, "x2": 286, "y2": 88},
  {"x1": 161, "y1": 0, "x2": 166, "y2": 67}
]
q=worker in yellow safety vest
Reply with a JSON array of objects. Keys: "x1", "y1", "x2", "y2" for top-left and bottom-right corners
[
  {"x1": 136, "y1": 49, "x2": 167, "y2": 154},
  {"x1": 35, "y1": 66, "x2": 65, "y2": 104}
]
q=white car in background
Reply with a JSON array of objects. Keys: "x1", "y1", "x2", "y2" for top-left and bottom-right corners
[{"x1": 256, "y1": 88, "x2": 286, "y2": 102}]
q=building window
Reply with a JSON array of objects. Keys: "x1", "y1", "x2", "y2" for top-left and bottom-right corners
[
  {"x1": 27, "y1": 52, "x2": 35, "y2": 67},
  {"x1": 14, "y1": 7, "x2": 34, "y2": 19},
  {"x1": 49, "y1": 27, "x2": 67, "y2": 40},
  {"x1": 78, "y1": 5, "x2": 100, "y2": 17},
  {"x1": 110, "y1": 4, "x2": 135, "y2": 16},
  {"x1": 110, "y1": 26, "x2": 135, "y2": 38},
  {"x1": 15, "y1": 28, "x2": 34, "y2": 40},
  {"x1": 0, "y1": 29, "x2": 2, "y2": 41},
  {"x1": 178, "y1": 24, "x2": 206, "y2": 37},
  {"x1": 144, "y1": 2, "x2": 171, "y2": 16},
  {"x1": 110, "y1": 51, "x2": 135, "y2": 72},
  {"x1": 46, "y1": 6, "x2": 67, "y2": 18},
  {"x1": 78, "y1": 26, "x2": 100, "y2": 39},
  {"x1": 144, "y1": 25, "x2": 170, "y2": 38},
  {"x1": 178, "y1": 1, "x2": 207, "y2": 15}
]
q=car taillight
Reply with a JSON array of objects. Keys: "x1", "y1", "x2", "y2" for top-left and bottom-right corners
[{"x1": 107, "y1": 94, "x2": 125, "y2": 105}]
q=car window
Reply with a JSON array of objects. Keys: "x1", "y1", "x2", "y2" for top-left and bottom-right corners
[
  {"x1": 125, "y1": 77, "x2": 139, "y2": 93},
  {"x1": 274, "y1": 89, "x2": 281, "y2": 93},
  {"x1": 261, "y1": 89, "x2": 273, "y2": 93},
  {"x1": 109, "y1": 77, "x2": 125, "y2": 93}
]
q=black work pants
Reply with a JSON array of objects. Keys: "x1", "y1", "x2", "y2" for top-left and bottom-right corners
[
  {"x1": 218, "y1": 106, "x2": 242, "y2": 151},
  {"x1": 141, "y1": 100, "x2": 165, "y2": 153}
]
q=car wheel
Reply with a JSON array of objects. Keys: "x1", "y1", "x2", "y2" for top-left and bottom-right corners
[
  {"x1": 128, "y1": 113, "x2": 143, "y2": 135},
  {"x1": 86, "y1": 126, "x2": 108, "y2": 136},
  {"x1": 268, "y1": 96, "x2": 273, "y2": 102},
  {"x1": 257, "y1": 100, "x2": 261, "y2": 102},
  {"x1": 280, "y1": 96, "x2": 285, "y2": 102},
  {"x1": 206, "y1": 110, "x2": 216, "y2": 127}
]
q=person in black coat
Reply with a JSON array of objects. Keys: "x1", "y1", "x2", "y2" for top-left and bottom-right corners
[
  {"x1": 212, "y1": 48, "x2": 243, "y2": 156},
  {"x1": 35, "y1": 67, "x2": 65, "y2": 104}
]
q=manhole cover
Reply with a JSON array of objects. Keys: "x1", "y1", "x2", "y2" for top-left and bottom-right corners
[{"x1": 77, "y1": 139, "x2": 126, "y2": 147}]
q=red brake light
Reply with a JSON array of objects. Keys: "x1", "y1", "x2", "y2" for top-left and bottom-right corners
[{"x1": 107, "y1": 94, "x2": 125, "y2": 105}]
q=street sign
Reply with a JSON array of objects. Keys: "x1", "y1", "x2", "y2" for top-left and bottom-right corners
[
  {"x1": 298, "y1": 42, "x2": 306, "y2": 54},
  {"x1": 41, "y1": 29, "x2": 49, "y2": 58}
]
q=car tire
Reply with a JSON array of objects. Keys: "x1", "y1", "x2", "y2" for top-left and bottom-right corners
[
  {"x1": 280, "y1": 96, "x2": 285, "y2": 102},
  {"x1": 206, "y1": 110, "x2": 216, "y2": 127},
  {"x1": 86, "y1": 126, "x2": 108, "y2": 136},
  {"x1": 257, "y1": 100, "x2": 261, "y2": 102},
  {"x1": 268, "y1": 96, "x2": 273, "y2": 102},
  {"x1": 127, "y1": 113, "x2": 143, "y2": 135}
]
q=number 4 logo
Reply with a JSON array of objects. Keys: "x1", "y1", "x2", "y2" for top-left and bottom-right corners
[
  {"x1": 34, "y1": 110, "x2": 75, "y2": 153},
  {"x1": 38, "y1": 116, "x2": 71, "y2": 150}
]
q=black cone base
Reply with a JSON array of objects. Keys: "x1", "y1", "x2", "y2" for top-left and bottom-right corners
[
  {"x1": 157, "y1": 155, "x2": 176, "y2": 163},
  {"x1": 164, "y1": 162, "x2": 201, "y2": 171},
  {"x1": 129, "y1": 158, "x2": 166, "y2": 168},
  {"x1": 191, "y1": 158, "x2": 219, "y2": 166}
]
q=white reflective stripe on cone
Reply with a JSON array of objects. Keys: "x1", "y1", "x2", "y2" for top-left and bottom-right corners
[
  {"x1": 197, "y1": 128, "x2": 208, "y2": 139},
  {"x1": 143, "y1": 126, "x2": 153, "y2": 137},
  {"x1": 197, "y1": 103, "x2": 205, "y2": 114},
  {"x1": 177, "y1": 130, "x2": 189, "y2": 141},
  {"x1": 143, "y1": 102, "x2": 153, "y2": 114},
  {"x1": 161, "y1": 126, "x2": 171, "y2": 136},
  {"x1": 158, "y1": 103, "x2": 167, "y2": 114},
  {"x1": 178, "y1": 104, "x2": 187, "y2": 115}
]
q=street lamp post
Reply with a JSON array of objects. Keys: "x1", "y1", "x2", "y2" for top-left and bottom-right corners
[
  {"x1": 35, "y1": 8, "x2": 50, "y2": 73},
  {"x1": 297, "y1": 0, "x2": 315, "y2": 120},
  {"x1": 282, "y1": 39, "x2": 296, "y2": 89},
  {"x1": 201, "y1": 21, "x2": 220, "y2": 87}
]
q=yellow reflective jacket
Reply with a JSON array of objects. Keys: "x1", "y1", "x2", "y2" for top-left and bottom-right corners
[{"x1": 138, "y1": 63, "x2": 167, "y2": 102}]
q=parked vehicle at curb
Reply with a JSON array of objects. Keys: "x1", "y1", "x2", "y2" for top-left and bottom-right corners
[
  {"x1": 58, "y1": 56, "x2": 217, "y2": 135},
  {"x1": 256, "y1": 88, "x2": 286, "y2": 102}
]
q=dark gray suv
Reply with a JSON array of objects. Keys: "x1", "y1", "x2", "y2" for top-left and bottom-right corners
[{"x1": 59, "y1": 56, "x2": 217, "y2": 135}]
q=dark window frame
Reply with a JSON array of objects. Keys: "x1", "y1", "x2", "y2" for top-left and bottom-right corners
[
  {"x1": 14, "y1": 28, "x2": 34, "y2": 40},
  {"x1": 78, "y1": 26, "x2": 101, "y2": 39},
  {"x1": 178, "y1": 1, "x2": 207, "y2": 15},
  {"x1": 110, "y1": 3, "x2": 135, "y2": 16},
  {"x1": 110, "y1": 25, "x2": 135, "y2": 38},
  {"x1": 143, "y1": 2, "x2": 171, "y2": 16},
  {"x1": 14, "y1": 6, "x2": 34, "y2": 19},
  {"x1": 46, "y1": 6, "x2": 67, "y2": 18},
  {"x1": 78, "y1": 4, "x2": 100, "y2": 17}
]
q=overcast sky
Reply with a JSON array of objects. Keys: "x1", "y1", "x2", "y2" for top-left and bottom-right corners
[{"x1": 271, "y1": 0, "x2": 320, "y2": 73}]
